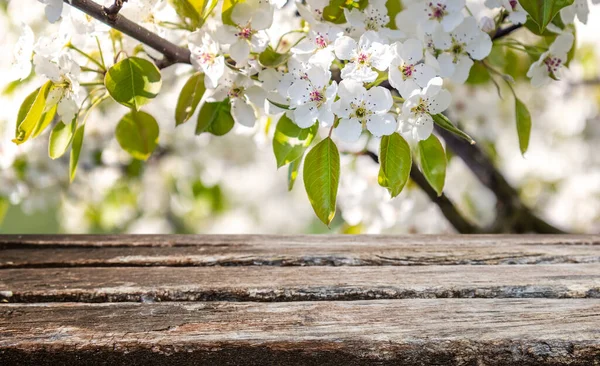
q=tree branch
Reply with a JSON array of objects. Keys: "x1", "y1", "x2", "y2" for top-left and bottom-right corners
[
  {"x1": 65, "y1": 0, "x2": 191, "y2": 68},
  {"x1": 434, "y1": 125, "x2": 567, "y2": 234},
  {"x1": 363, "y1": 151, "x2": 479, "y2": 234}
]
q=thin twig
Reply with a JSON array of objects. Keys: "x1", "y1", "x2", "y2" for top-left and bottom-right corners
[
  {"x1": 64, "y1": 0, "x2": 191, "y2": 69},
  {"x1": 103, "y1": 0, "x2": 128, "y2": 21},
  {"x1": 492, "y1": 24, "x2": 523, "y2": 40}
]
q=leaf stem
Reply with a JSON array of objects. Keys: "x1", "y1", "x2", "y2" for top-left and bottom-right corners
[
  {"x1": 95, "y1": 36, "x2": 106, "y2": 69},
  {"x1": 67, "y1": 43, "x2": 106, "y2": 71}
]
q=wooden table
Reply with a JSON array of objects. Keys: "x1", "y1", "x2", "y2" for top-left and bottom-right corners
[{"x1": 1, "y1": 235, "x2": 599, "y2": 365}]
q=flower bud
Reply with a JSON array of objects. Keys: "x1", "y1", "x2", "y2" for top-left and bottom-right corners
[{"x1": 479, "y1": 16, "x2": 495, "y2": 33}]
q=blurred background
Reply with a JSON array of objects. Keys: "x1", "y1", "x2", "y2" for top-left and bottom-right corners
[{"x1": 0, "y1": 0, "x2": 599, "y2": 234}]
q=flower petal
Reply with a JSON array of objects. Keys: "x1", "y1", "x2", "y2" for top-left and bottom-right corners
[
  {"x1": 232, "y1": 98, "x2": 256, "y2": 127},
  {"x1": 293, "y1": 103, "x2": 319, "y2": 128},
  {"x1": 426, "y1": 89, "x2": 451, "y2": 114},
  {"x1": 365, "y1": 86, "x2": 393, "y2": 113},
  {"x1": 229, "y1": 40, "x2": 251, "y2": 64},
  {"x1": 367, "y1": 114, "x2": 397, "y2": 137},
  {"x1": 334, "y1": 36, "x2": 357, "y2": 60},
  {"x1": 335, "y1": 118, "x2": 363, "y2": 142}
]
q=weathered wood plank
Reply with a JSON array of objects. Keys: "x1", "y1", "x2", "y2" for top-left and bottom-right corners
[
  {"x1": 1, "y1": 300, "x2": 600, "y2": 365},
  {"x1": 1, "y1": 235, "x2": 599, "y2": 268},
  {"x1": 2, "y1": 264, "x2": 599, "y2": 302}
]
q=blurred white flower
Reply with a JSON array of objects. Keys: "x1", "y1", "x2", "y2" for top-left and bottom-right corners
[
  {"x1": 527, "y1": 32, "x2": 574, "y2": 87},
  {"x1": 10, "y1": 23, "x2": 34, "y2": 81}
]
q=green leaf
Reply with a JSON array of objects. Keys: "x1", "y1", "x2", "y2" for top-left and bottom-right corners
[
  {"x1": 267, "y1": 99, "x2": 293, "y2": 110},
  {"x1": 196, "y1": 99, "x2": 235, "y2": 136},
  {"x1": 0, "y1": 196, "x2": 9, "y2": 226},
  {"x1": 272, "y1": 115, "x2": 318, "y2": 168},
  {"x1": 519, "y1": 0, "x2": 574, "y2": 32},
  {"x1": 69, "y1": 124, "x2": 85, "y2": 183},
  {"x1": 515, "y1": 97, "x2": 532, "y2": 155},
  {"x1": 202, "y1": 0, "x2": 219, "y2": 18},
  {"x1": 378, "y1": 132, "x2": 411, "y2": 198},
  {"x1": 222, "y1": 0, "x2": 240, "y2": 25},
  {"x1": 115, "y1": 110, "x2": 160, "y2": 161},
  {"x1": 323, "y1": 0, "x2": 368, "y2": 23},
  {"x1": 323, "y1": 0, "x2": 347, "y2": 24},
  {"x1": 49, "y1": 119, "x2": 76, "y2": 159},
  {"x1": 15, "y1": 88, "x2": 39, "y2": 137},
  {"x1": 169, "y1": 0, "x2": 201, "y2": 27},
  {"x1": 175, "y1": 73, "x2": 206, "y2": 126},
  {"x1": 303, "y1": 137, "x2": 340, "y2": 226},
  {"x1": 32, "y1": 103, "x2": 57, "y2": 139},
  {"x1": 170, "y1": 0, "x2": 218, "y2": 28},
  {"x1": 432, "y1": 114, "x2": 475, "y2": 145},
  {"x1": 13, "y1": 81, "x2": 54, "y2": 145},
  {"x1": 258, "y1": 46, "x2": 291, "y2": 67},
  {"x1": 418, "y1": 134, "x2": 446, "y2": 196},
  {"x1": 105, "y1": 57, "x2": 162, "y2": 111},
  {"x1": 288, "y1": 155, "x2": 303, "y2": 191},
  {"x1": 385, "y1": 0, "x2": 403, "y2": 29}
]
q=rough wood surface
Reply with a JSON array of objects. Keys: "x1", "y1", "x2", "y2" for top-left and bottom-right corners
[
  {"x1": 1, "y1": 264, "x2": 600, "y2": 302},
  {"x1": 1, "y1": 300, "x2": 600, "y2": 365},
  {"x1": 2, "y1": 235, "x2": 600, "y2": 365},
  {"x1": 1, "y1": 234, "x2": 599, "y2": 268}
]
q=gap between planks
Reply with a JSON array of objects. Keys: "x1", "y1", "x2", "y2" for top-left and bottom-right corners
[{"x1": 1, "y1": 264, "x2": 600, "y2": 302}]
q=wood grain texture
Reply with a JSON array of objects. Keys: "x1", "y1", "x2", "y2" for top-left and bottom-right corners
[
  {"x1": 1, "y1": 234, "x2": 599, "y2": 268},
  {"x1": 2, "y1": 264, "x2": 600, "y2": 302},
  {"x1": 1, "y1": 300, "x2": 600, "y2": 365},
  {"x1": 3, "y1": 235, "x2": 600, "y2": 365}
]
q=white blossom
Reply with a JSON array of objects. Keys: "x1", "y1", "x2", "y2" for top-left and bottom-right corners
[
  {"x1": 189, "y1": 32, "x2": 225, "y2": 89},
  {"x1": 485, "y1": 0, "x2": 527, "y2": 25},
  {"x1": 296, "y1": 0, "x2": 329, "y2": 24},
  {"x1": 38, "y1": 0, "x2": 65, "y2": 23},
  {"x1": 527, "y1": 32, "x2": 574, "y2": 87},
  {"x1": 344, "y1": 0, "x2": 405, "y2": 40},
  {"x1": 560, "y1": 0, "x2": 600, "y2": 25},
  {"x1": 278, "y1": 56, "x2": 313, "y2": 97},
  {"x1": 10, "y1": 23, "x2": 34, "y2": 81},
  {"x1": 35, "y1": 53, "x2": 81, "y2": 124},
  {"x1": 388, "y1": 39, "x2": 437, "y2": 98},
  {"x1": 287, "y1": 66, "x2": 337, "y2": 128},
  {"x1": 403, "y1": 0, "x2": 466, "y2": 34},
  {"x1": 291, "y1": 23, "x2": 343, "y2": 69},
  {"x1": 335, "y1": 31, "x2": 393, "y2": 83},
  {"x1": 332, "y1": 80, "x2": 396, "y2": 141},
  {"x1": 215, "y1": 0, "x2": 272, "y2": 65},
  {"x1": 478, "y1": 16, "x2": 495, "y2": 33},
  {"x1": 433, "y1": 17, "x2": 492, "y2": 83},
  {"x1": 398, "y1": 77, "x2": 451, "y2": 141},
  {"x1": 207, "y1": 69, "x2": 265, "y2": 128}
]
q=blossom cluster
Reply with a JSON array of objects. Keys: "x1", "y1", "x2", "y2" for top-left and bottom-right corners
[
  {"x1": 181, "y1": 0, "x2": 584, "y2": 140},
  {"x1": 13, "y1": 0, "x2": 590, "y2": 143},
  {"x1": 4, "y1": 0, "x2": 599, "y2": 229}
]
